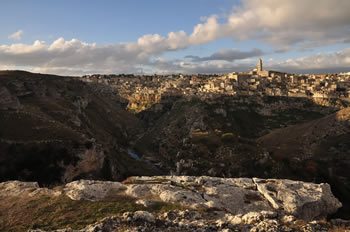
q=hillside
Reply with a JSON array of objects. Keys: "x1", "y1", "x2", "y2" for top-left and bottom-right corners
[
  {"x1": 0, "y1": 71, "x2": 160, "y2": 185},
  {"x1": 258, "y1": 107, "x2": 350, "y2": 159},
  {"x1": 133, "y1": 95, "x2": 335, "y2": 177},
  {"x1": 258, "y1": 107, "x2": 350, "y2": 217}
]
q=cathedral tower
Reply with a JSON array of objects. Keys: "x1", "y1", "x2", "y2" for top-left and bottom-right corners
[{"x1": 257, "y1": 58, "x2": 263, "y2": 72}]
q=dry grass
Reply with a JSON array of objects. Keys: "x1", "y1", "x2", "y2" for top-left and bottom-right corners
[
  {"x1": 329, "y1": 226, "x2": 350, "y2": 232},
  {"x1": 0, "y1": 194, "x2": 182, "y2": 231}
]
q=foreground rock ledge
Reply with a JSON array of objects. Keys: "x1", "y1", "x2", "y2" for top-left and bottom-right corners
[{"x1": 0, "y1": 176, "x2": 341, "y2": 222}]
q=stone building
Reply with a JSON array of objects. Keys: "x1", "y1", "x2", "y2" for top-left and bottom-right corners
[{"x1": 256, "y1": 58, "x2": 270, "y2": 77}]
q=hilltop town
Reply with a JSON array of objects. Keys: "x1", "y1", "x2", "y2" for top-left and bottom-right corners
[{"x1": 81, "y1": 59, "x2": 350, "y2": 112}]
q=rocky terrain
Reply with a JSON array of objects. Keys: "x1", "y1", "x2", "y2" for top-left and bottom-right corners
[
  {"x1": 133, "y1": 95, "x2": 335, "y2": 176},
  {"x1": 1, "y1": 176, "x2": 349, "y2": 231}
]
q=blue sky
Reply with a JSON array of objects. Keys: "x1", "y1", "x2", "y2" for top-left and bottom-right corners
[
  {"x1": 0, "y1": 0, "x2": 349, "y2": 74},
  {"x1": 0, "y1": 0, "x2": 236, "y2": 43}
]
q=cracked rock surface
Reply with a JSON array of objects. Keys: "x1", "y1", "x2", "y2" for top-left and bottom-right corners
[{"x1": 1, "y1": 176, "x2": 345, "y2": 231}]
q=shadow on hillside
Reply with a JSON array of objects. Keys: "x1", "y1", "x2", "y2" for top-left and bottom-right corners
[{"x1": 0, "y1": 71, "x2": 160, "y2": 186}]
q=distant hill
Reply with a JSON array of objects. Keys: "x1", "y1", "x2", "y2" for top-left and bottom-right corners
[{"x1": 258, "y1": 107, "x2": 350, "y2": 159}]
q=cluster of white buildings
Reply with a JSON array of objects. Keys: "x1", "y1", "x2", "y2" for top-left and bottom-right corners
[{"x1": 80, "y1": 59, "x2": 350, "y2": 111}]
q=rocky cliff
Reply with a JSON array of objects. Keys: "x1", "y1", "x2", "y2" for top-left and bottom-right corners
[{"x1": 0, "y1": 176, "x2": 347, "y2": 231}]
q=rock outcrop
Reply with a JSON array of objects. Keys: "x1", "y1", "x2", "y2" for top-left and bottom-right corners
[
  {"x1": 64, "y1": 179, "x2": 125, "y2": 201},
  {"x1": 122, "y1": 176, "x2": 341, "y2": 221},
  {"x1": 252, "y1": 178, "x2": 342, "y2": 220},
  {"x1": 1, "y1": 176, "x2": 347, "y2": 231},
  {"x1": 0, "y1": 180, "x2": 61, "y2": 197},
  {"x1": 2, "y1": 176, "x2": 341, "y2": 220}
]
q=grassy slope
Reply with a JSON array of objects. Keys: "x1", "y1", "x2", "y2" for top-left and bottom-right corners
[{"x1": 0, "y1": 71, "x2": 159, "y2": 184}]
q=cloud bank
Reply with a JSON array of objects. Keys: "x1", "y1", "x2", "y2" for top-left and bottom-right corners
[
  {"x1": 185, "y1": 48, "x2": 264, "y2": 62},
  {"x1": 1, "y1": 0, "x2": 350, "y2": 74}
]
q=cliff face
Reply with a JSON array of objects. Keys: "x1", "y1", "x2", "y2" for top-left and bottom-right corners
[{"x1": 0, "y1": 176, "x2": 345, "y2": 231}]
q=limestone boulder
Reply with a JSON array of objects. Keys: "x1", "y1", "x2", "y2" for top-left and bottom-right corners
[
  {"x1": 131, "y1": 211, "x2": 156, "y2": 223},
  {"x1": 253, "y1": 178, "x2": 342, "y2": 220},
  {"x1": 0, "y1": 181, "x2": 61, "y2": 197},
  {"x1": 0, "y1": 181, "x2": 39, "y2": 197},
  {"x1": 126, "y1": 176, "x2": 342, "y2": 221},
  {"x1": 64, "y1": 180, "x2": 125, "y2": 201}
]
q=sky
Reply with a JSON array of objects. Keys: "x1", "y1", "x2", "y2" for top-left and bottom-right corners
[{"x1": 0, "y1": 0, "x2": 349, "y2": 75}]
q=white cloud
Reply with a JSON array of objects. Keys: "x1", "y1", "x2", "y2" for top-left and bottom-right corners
[
  {"x1": 228, "y1": 0, "x2": 350, "y2": 48},
  {"x1": 186, "y1": 48, "x2": 264, "y2": 62},
  {"x1": 0, "y1": 37, "x2": 349, "y2": 75},
  {"x1": 182, "y1": 0, "x2": 350, "y2": 49},
  {"x1": 8, "y1": 30, "x2": 23, "y2": 41},
  {"x1": 1, "y1": 0, "x2": 350, "y2": 74},
  {"x1": 149, "y1": 48, "x2": 350, "y2": 74},
  {"x1": 270, "y1": 48, "x2": 350, "y2": 73},
  {"x1": 189, "y1": 15, "x2": 227, "y2": 44}
]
